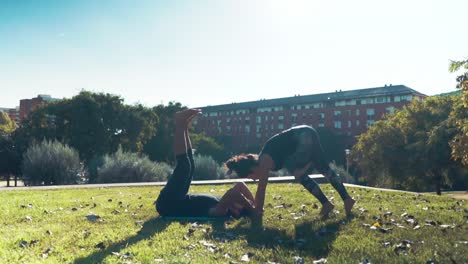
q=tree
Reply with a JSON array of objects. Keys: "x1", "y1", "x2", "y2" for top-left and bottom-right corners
[
  {"x1": 0, "y1": 134, "x2": 21, "y2": 186},
  {"x1": 14, "y1": 91, "x2": 158, "y2": 164},
  {"x1": 143, "y1": 102, "x2": 185, "y2": 162},
  {"x1": 191, "y1": 132, "x2": 228, "y2": 162},
  {"x1": 352, "y1": 96, "x2": 466, "y2": 193},
  {"x1": 0, "y1": 112, "x2": 16, "y2": 134},
  {"x1": 448, "y1": 59, "x2": 468, "y2": 165},
  {"x1": 12, "y1": 91, "x2": 158, "y2": 183}
]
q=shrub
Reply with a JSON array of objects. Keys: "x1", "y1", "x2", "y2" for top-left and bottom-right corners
[
  {"x1": 22, "y1": 140, "x2": 83, "y2": 185},
  {"x1": 96, "y1": 148, "x2": 172, "y2": 183},
  {"x1": 193, "y1": 154, "x2": 223, "y2": 180},
  {"x1": 329, "y1": 161, "x2": 355, "y2": 184}
]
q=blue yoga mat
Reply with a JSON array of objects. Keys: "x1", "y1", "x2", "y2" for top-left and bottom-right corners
[{"x1": 160, "y1": 216, "x2": 230, "y2": 222}]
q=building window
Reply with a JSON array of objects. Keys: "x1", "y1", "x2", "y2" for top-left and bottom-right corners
[
  {"x1": 366, "y1": 120, "x2": 375, "y2": 127},
  {"x1": 386, "y1": 107, "x2": 395, "y2": 115},
  {"x1": 334, "y1": 121, "x2": 342, "y2": 129},
  {"x1": 356, "y1": 109, "x2": 360, "y2": 116},
  {"x1": 346, "y1": 110, "x2": 351, "y2": 117},
  {"x1": 245, "y1": 125, "x2": 250, "y2": 133},
  {"x1": 256, "y1": 133, "x2": 261, "y2": 139},
  {"x1": 366, "y1": 108, "x2": 375, "y2": 120},
  {"x1": 318, "y1": 113, "x2": 325, "y2": 120},
  {"x1": 318, "y1": 123, "x2": 325, "y2": 127},
  {"x1": 394, "y1": 96, "x2": 401, "y2": 102},
  {"x1": 348, "y1": 120, "x2": 352, "y2": 128},
  {"x1": 256, "y1": 125, "x2": 261, "y2": 133},
  {"x1": 278, "y1": 115, "x2": 284, "y2": 120},
  {"x1": 335, "y1": 100, "x2": 346, "y2": 106},
  {"x1": 256, "y1": 116, "x2": 262, "y2": 123},
  {"x1": 356, "y1": 120, "x2": 360, "y2": 127},
  {"x1": 334, "y1": 111, "x2": 341, "y2": 119},
  {"x1": 278, "y1": 123, "x2": 284, "y2": 130},
  {"x1": 291, "y1": 113, "x2": 298, "y2": 122},
  {"x1": 376, "y1": 97, "x2": 386, "y2": 103}
]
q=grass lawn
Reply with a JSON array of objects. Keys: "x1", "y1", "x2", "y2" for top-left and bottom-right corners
[{"x1": 0, "y1": 183, "x2": 466, "y2": 264}]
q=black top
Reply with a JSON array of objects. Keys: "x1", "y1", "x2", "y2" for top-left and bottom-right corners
[{"x1": 260, "y1": 125, "x2": 323, "y2": 171}]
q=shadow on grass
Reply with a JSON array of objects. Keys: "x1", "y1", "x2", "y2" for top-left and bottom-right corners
[
  {"x1": 210, "y1": 216, "x2": 348, "y2": 259},
  {"x1": 74, "y1": 215, "x2": 350, "y2": 263},
  {"x1": 73, "y1": 217, "x2": 170, "y2": 264}
]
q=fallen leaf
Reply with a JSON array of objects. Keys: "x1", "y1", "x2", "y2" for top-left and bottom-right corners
[
  {"x1": 95, "y1": 242, "x2": 105, "y2": 250},
  {"x1": 86, "y1": 214, "x2": 101, "y2": 222},
  {"x1": 294, "y1": 256, "x2": 304, "y2": 264},
  {"x1": 313, "y1": 258, "x2": 327, "y2": 263},
  {"x1": 19, "y1": 240, "x2": 28, "y2": 248}
]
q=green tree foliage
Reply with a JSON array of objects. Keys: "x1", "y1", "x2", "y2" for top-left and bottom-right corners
[
  {"x1": 143, "y1": 102, "x2": 185, "y2": 162},
  {"x1": 22, "y1": 140, "x2": 83, "y2": 185},
  {"x1": 352, "y1": 96, "x2": 466, "y2": 192},
  {"x1": 143, "y1": 102, "x2": 229, "y2": 163},
  {"x1": 191, "y1": 132, "x2": 228, "y2": 162},
  {"x1": 14, "y1": 91, "x2": 158, "y2": 168},
  {"x1": 95, "y1": 148, "x2": 172, "y2": 183},
  {"x1": 0, "y1": 134, "x2": 21, "y2": 185},
  {"x1": 448, "y1": 59, "x2": 468, "y2": 165},
  {"x1": 0, "y1": 112, "x2": 16, "y2": 134}
]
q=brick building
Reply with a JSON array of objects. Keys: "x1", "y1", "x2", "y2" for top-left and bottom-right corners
[
  {"x1": 19, "y1": 94, "x2": 59, "y2": 122},
  {"x1": 194, "y1": 85, "x2": 426, "y2": 151}
]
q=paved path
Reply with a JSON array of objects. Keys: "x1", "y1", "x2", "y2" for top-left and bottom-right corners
[
  {"x1": 0, "y1": 175, "x2": 327, "y2": 191},
  {"x1": 0, "y1": 175, "x2": 421, "y2": 194}
]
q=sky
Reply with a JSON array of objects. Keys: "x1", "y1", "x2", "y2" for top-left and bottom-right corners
[{"x1": 1, "y1": 0, "x2": 467, "y2": 109}]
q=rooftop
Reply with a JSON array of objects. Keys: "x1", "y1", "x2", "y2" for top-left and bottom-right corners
[{"x1": 200, "y1": 85, "x2": 425, "y2": 111}]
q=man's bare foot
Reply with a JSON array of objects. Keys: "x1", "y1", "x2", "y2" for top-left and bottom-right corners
[
  {"x1": 319, "y1": 202, "x2": 334, "y2": 218},
  {"x1": 175, "y1": 109, "x2": 201, "y2": 124},
  {"x1": 344, "y1": 197, "x2": 355, "y2": 217}
]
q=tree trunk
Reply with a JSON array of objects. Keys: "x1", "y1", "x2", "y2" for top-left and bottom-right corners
[
  {"x1": 436, "y1": 183, "x2": 441, "y2": 195},
  {"x1": 6, "y1": 173, "x2": 10, "y2": 187},
  {"x1": 14, "y1": 174, "x2": 18, "y2": 187}
]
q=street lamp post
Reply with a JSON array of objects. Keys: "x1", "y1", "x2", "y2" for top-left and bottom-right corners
[{"x1": 345, "y1": 149, "x2": 350, "y2": 175}]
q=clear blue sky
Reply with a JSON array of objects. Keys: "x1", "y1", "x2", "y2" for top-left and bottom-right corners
[{"x1": 1, "y1": 0, "x2": 467, "y2": 108}]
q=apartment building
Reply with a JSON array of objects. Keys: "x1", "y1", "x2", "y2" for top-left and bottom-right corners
[
  {"x1": 194, "y1": 85, "x2": 426, "y2": 151},
  {"x1": 19, "y1": 94, "x2": 60, "y2": 122}
]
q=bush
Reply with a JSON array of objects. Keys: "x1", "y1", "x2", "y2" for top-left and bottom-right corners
[
  {"x1": 22, "y1": 140, "x2": 83, "y2": 185},
  {"x1": 193, "y1": 154, "x2": 224, "y2": 180},
  {"x1": 329, "y1": 161, "x2": 355, "y2": 184},
  {"x1": 96, "y1": 148, "x2": 172, "y2": 183}
]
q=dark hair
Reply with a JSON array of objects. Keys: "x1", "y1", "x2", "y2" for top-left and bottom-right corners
[{"x1": 224, "y1": 154, "x2": 259, "y2": 178}]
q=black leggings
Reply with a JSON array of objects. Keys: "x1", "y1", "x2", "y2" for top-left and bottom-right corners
[
  {"x1": 288, "y1": 127, "x2": 350, "y2": 202},
  {"x1": 156, "y1": 149, "x2": 220, "y2": 217}
]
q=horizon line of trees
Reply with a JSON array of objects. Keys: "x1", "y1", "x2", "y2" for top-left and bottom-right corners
[{"x1": 0, "y1": 59, "x2": 466, "y2": 191}]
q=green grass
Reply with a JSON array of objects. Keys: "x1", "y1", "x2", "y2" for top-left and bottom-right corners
[{"x1": 0, "y1": 184, "x2": 466, "y2": 263}]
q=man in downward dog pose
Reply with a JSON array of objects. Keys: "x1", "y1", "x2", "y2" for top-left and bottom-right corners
[
  {"x1": 156, "y1": 109, "x2": 255, "y2": 218},
  {"x1": 225, "y1": 125, "x2": 355, "y2": 218}
]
